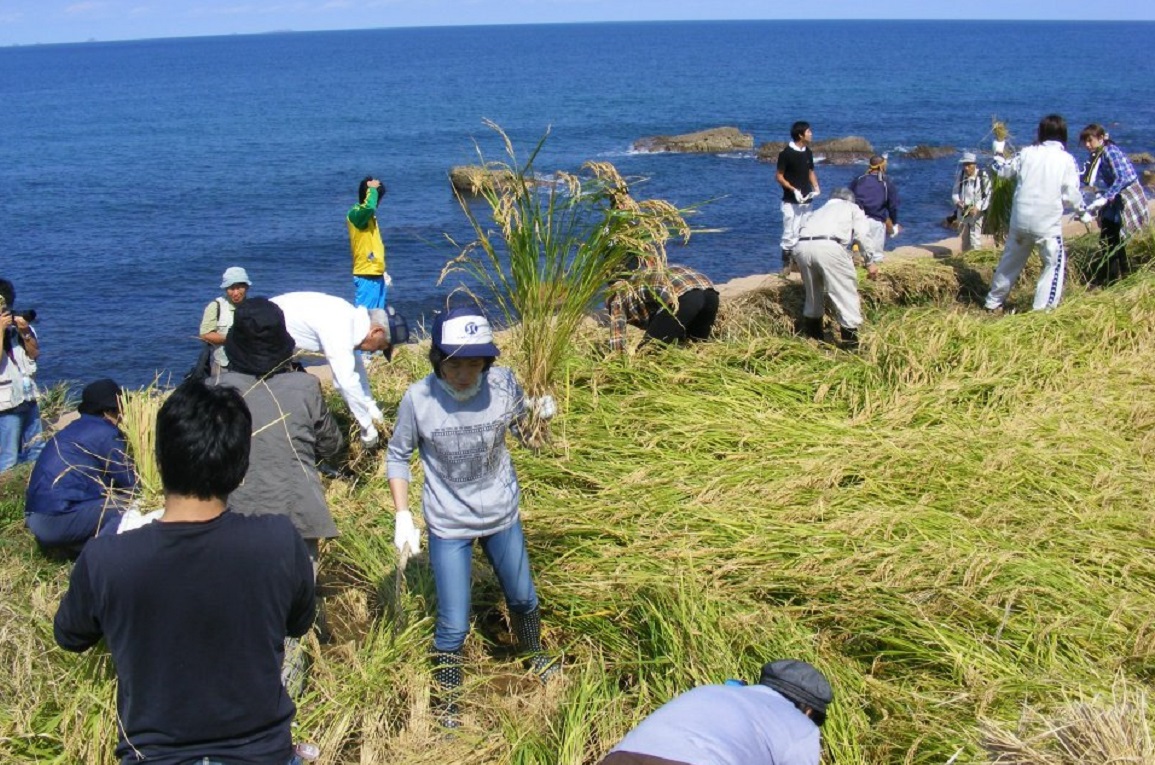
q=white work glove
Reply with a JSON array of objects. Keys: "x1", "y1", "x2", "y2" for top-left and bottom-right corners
[
  {"x1": 526, "y1": 395, "x2": 557, "y2": 421},
  {"x1": 792, "y1": 188, "x2": 805, "y2": 204},
  {"x1": 992, "y1": 139, "x2": 1006, "y2": 156},
  {"x1": 1078, "y1": 211, "x2": 1094, "y2": 225},
  {"x1": 360, "y1": 423, "x2": 379, "y2": 450},
  {"x1": 382, "y1": 271, "x2": 393, "y2": 287},
  {"x1": 393, "y1": 509, "x2": 421, "y2": 555},
  {"x1": 890, "y1": 224, "x2": 902, "y2": 237},
  {"x1": 806, "y1": 189, "x2": 820, "y2": 202},
  {"x1": 1086, "y1": 196, "x2": 1108, "y2": 213}
]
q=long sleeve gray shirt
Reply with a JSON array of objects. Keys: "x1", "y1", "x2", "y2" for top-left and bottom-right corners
[{"x1": 386, "y1": 368, "x2": 525, "y2": 539}]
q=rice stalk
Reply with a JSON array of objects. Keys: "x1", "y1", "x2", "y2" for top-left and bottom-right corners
[
  {"x1": 440, "y1": 121, "x2": 693, "y2": 447},
  {"x1": 116, "y1": 383, "x2": 166, "y2": 503}
]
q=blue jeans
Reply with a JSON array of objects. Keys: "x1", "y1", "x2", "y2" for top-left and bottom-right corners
[
  {"x1": 428, "y1": 519, "x2": 539, "y2": 653},
  {"x1": 0, "y1": 400, "x2": 43, "y2": 473},
  {"x1": 26, "y1": 497, "x2": 126, "y2": 549}
]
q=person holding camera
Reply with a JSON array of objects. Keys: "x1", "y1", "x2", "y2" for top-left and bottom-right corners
[
  {"x1": 347, "y1": 176, "x2": 391, "y2": 311},
  {"x1": 0, "y1": 278, "x2": 44, "y2": 474}
]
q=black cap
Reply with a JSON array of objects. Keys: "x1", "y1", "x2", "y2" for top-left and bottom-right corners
[
  {"x1": 78, "y1": 378, "x2": 122, "y2": 416},
  {"x1": 759, "y1": 660, "x2": 833, "y2": 721},
  {"x1": 224, "y1": 297, "x2": 296, "y2": 378}
]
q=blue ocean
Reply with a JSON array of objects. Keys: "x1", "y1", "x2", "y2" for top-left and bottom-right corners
[{"x1": 3, "y1": 20, "x2": 1154, "y2": 388}]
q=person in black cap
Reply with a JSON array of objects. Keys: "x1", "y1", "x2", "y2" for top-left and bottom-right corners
[
  {"x1": 24, "y1": 379, "x2": 137, "y2": 556},
  {"x1": 598, "y1": 658, "x2": 833, "y2": 765},
  {"x1": 211, "y1": 297, "x2": 344, "y2": 566}
]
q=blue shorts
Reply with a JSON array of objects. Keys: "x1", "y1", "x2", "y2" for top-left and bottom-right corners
[{"x1": 353, "y1": 276, "x2": 387, "y2": 311}]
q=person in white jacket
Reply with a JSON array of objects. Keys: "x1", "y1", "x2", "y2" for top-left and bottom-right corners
[
  {"x1": 271, "y1": 291, "x2": 391, "y2": 447},
  {"x1": 984, "y1": 114, "x2": 1088, "y2": 313}
]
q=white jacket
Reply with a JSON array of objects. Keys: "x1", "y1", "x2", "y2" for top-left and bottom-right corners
[
  {"x1": 271, "y1": 292, "x2": 383, "y2": 432},
  {"x1": 999, "y1": 141, "x2": 1084, "y2": 237}
]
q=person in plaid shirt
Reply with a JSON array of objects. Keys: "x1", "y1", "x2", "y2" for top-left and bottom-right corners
[
  {"x1": 605, "y1": 263, "x2": 719, "y2": 353},
  {"x1": 1079, "y1": 123, "x2": 1151, "y2": 285}
]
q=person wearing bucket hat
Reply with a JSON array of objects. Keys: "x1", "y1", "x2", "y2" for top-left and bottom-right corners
[
  {"x1": 386, "y1": 305, "x2": 559, "y2": 728},
  {"x1": 952, "y1": 152, "x2": 992, "y2": 252},
  {"x1": 598, "y1": 658, "x2": 832, "y2": 765},
  {"x1": 213, "y1": 298, "x2": 343, "y2": 561},
  {"x1": 270, "y1": 291, "x2": 392, "y2": 448},
  {"x1": 198, "y1": 266, "x2": 252, "y2": 375},
  {"x1": 24, "y1": 379, "x2": 137, "y2": 557}
]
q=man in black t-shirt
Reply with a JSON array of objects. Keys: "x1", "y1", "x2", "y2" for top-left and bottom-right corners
[
  {"x1": 54, "y1": 379, "x2": 316, "y2": 765},
  {"x1": 775, "y1": 121, "x2": 821, "y2": 273}
]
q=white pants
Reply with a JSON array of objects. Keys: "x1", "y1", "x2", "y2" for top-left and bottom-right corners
[
  {"x1": 863, "y1": 218, "x2": 887, "y2": 254},
  {"x1": 794, "y1": 240, "x2": 863, "y2": 329},
  {"x1": 985, "y1": 229, "x2": 1066, "y2": 311},
  {"x1": 780, "y1": 201, "x2": 814, "y2": 252},
  {"x1": 959, "y1": 214, "x2": 984, "y2": 252}
]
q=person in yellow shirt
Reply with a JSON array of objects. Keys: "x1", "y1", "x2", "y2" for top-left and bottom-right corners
[{"x1": 347, "y1": 176, "x2": 389, "y2": 310}]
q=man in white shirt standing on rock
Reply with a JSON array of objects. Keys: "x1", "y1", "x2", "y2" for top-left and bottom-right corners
[
  {"x1": 792, "y1": 188, "x2": 881, "y2": 351},
  {"x1": 271, "y1": 291, "x2": 392, "y2": 448}
]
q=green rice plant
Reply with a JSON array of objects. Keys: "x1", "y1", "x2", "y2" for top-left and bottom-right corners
[
  {"x1": 984, "y1": 172, "x2": 1016, "y2": 245},
  {"x1": 441, "y1": 121, "x2": 692, "y2": 446},
  {"x1": 117, "y1": 383, "x2": 167, "y2": 503}
]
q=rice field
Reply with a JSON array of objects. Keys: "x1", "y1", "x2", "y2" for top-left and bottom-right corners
[{"x1": 1, "y1": 236, "x2": 1153, "y2": 764}]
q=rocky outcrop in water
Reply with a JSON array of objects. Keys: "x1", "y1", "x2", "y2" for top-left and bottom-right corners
[
  {"x1": 449, "y1": 165, "x2": 517, "y2": 194},
  {"x1": 756, "y1": 136, "x2": 874, "y2": 165},
  {"x1": 901, "y1": 145, "x2": 956, "y2": 160},
  {"x1": 633, "y1": 126, "x2": 754, "y2": 154}
]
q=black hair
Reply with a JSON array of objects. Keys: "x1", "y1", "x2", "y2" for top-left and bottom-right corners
[
  {"x1": 0, "y1": 278, "x2": 13, "y2": 309},
  {"x1": 790, "y1": 121, "x2": 811, "y2": 141},
  {"x1": 795, "y1": 700, "x2": 826, "y2": 728},
  {"x1": 155, "y1": 379, "x2": 252, "y2": 501},
  {"x1": 358, "y1": 175, "x2": 374, "y2": 204},
  {"x1": 1037, "y1": 114, "x2": 1068, "y2": 146},
  {"x1": 428, "y1": 346, "x2": 495, "y2": 379},
  {"x1": 1079, "y1": 123, "x2": 1111, "y2": 145}
]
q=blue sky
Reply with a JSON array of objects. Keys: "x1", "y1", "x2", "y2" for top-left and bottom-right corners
[{"x1": 4, "y1": 0, "x2": 1154, "y2": 46}]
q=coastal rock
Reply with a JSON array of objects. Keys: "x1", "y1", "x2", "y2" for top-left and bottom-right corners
[
  {"x1": 902, "y1": 145, "x2": 956, "y2": 160},
  {"x1": 1143, "y1": 169, "x2": 1155, "y2": 189},
  {"x1": 756, "y1": 136, "x2": 874, "y2": 164},
  {"x1": 632, "y1": 126, "x2": 754, "y2": 154},
  {"x1": 449, "y1": 164, "x2": 517, "y2": 194},
  {"x1": 1129, "y1": 152, "x2": 1155, "y2": 165}
]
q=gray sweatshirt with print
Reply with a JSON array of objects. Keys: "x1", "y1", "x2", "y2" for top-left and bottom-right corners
[{"x1": 386, "y1": 368, "x2": 525, "y2": 539}]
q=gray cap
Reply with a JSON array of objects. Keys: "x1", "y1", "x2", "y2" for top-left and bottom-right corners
[
  {"x1": 220, "y1": 266, "x2": 252, "y2": 289},
  {"x1": 959, "y1": 152, "x2": 978, "y2": 164},
  {"x1": 759, "y1": 659, "x2": 833, "y2": 717}
]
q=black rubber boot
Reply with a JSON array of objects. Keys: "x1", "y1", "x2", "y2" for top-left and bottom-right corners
[
  {"x1": 840, "y1": 326, "x2": 860, "y2": 351},
  {"x1": 802, "y1": 317, "x2": 824, "y2": 341},
  {"x1": 431, "y1": 651, "x2": 464, "y2": 728},
  {"x1": 781, "y1": 249, "x2": 794, "y2": 274},
  {"x1": 509, "y1": 607, "x2": 560, "y2": 683}
]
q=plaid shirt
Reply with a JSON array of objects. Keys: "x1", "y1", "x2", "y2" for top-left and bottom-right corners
[{"x1": 605, "y1": 264, "x2": 714, "y2": 352}]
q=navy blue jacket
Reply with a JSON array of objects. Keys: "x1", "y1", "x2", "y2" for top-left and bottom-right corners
[
  {"x1": 25, "y1": 414, "x2": 136, "y2": 516},
  {"x1": 849, "y1": 172, "x2": 899, "y2": 224}
]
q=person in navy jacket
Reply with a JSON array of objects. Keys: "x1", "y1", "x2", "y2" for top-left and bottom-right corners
[{"x1": 24, "y1": 378, "x2": 136, "y2": 555}]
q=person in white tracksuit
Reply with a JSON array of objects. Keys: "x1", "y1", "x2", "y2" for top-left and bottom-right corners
[{"x1": 984, "y1": 114, "x2": 1089, "y2": 313}]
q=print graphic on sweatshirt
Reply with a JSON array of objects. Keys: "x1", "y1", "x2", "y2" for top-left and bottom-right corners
[{"x1": 431, "y1": 420, "x2": 504, "y2": 483}]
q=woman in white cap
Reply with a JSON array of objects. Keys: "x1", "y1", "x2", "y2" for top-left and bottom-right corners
[
  {"x1": 385, "y1": 305, "x2": 558, "y2": 728},
  {"x1": 198, "y1": 266, "x2": 251, "y2": 375},
  {"x1": 598, "y1": 658, "x2": 833, "y2": 765},
  {"x1": 952, "y1": 152, "x2": 992, "y2": 252}
]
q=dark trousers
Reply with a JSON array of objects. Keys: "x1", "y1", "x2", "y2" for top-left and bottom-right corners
[
  {"x1": 1093, "y1": 215, "x2": 1129, "y2": 285},
  {"x1": 644, "y1": 288, "x2": 720, "y2": 346},
  {"x1": 26, "y1": 498, "x2": 126, "y2": 553}
]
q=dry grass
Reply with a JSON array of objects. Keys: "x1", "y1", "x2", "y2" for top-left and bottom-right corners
[{"x1": 2, "y1": 239, "x2": 1154, "y2": 763}]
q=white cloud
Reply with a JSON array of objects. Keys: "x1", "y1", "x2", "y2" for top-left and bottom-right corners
[{"x1": 64, "y1": 1, "x2": 111, "y2": 15}]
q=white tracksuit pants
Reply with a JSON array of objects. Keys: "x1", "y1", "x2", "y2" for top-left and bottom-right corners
[
  {"x1": 985, "y1": 228, "x2": 1067, "y2": 311},
  {"x1": 794, "y1": 240, "x2": 863, "y2": 329}
]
